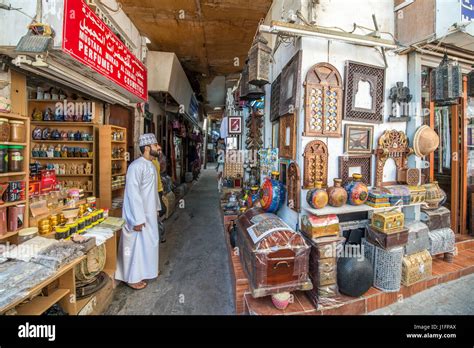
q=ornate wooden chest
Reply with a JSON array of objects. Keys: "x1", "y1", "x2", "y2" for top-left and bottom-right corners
[
  {"x1": 404, "y1": 221, "x2": 430, "y2": 256},
  {"x1": 429, "y1": 228, "x2": 455, "y2": 256},
  {"x1": 236, "y1": 208, "x2": 312, "y2": 298},
  {"x1": 301, "y1": 214, "x2": 340, "y2": 240},
  {"x1": 385, "y1": 185, "x2": 411, "y2": 206},
  {"x1": 305, "y1": 236, "x2": 345, "y2": 306},
  {"x1": 371, "y1": 211, "x2": 405, "y2": 233},
  {"x1": 408, "y1": 186, "x2": 426, "y2": 204},
  {"x1": 366, "y1": 189, "x2": 391, "y2": 208},
  {"x1": 366, "y1": 226, "x2": 408, "y2": 250},
  {"x1": 420, "y1": 206, "x2": 451, "y2": 231},
  {"x1": 401, "y1": 250, "x2": 432, "y2": 286}
]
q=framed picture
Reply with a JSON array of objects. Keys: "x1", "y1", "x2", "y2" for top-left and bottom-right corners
[
  {"x1": 270, "y1": 74, "x2": 282, "y2": 122},
  {"x1": 279, "y1": 113, "x2": 296, "y2": 159},
  {"x1": 279, "y1": 50, "x2": 302, "y2": 116},
  {"x1": 287, "y1": 162, "x2": 301, "y2": 212},
  {"x1": 344, "y1": 124, "x2": 374, "y2": 154},
  {"x1": 279, "y1": 160, "x2": 289, "y2": 187},
  {"x1": 338, "y1": 155, "x2": 372, "y2": 187},
  {"x1": 344, "y1": 61, "x2": 386, "y2": 123},
  {"x1": 228, "y1": 116, "x2": 242, "y2": 134},
  {"x1": 272, "y1": 122, "x2": 279, "y2": 148}
]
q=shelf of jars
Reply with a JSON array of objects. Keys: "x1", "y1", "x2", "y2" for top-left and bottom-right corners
[
  {"x1": 99, "y1": 125, "x2": 127, "y2": 218},
  {"x1": 0, "y1": 112, "x2": 30, "y2": 242}
]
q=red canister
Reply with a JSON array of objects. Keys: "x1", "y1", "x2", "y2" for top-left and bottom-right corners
[
  {"x1": 8, "y1": 204, "x2": 25, "y2": 232},
  {"x1": 0, "y1": 206, "x2": 7, "y2": 235}
]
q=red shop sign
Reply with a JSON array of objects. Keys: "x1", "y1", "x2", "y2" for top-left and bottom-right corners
[{"x1": 62, "y1": 0, "x2": 147, "y2": 101}]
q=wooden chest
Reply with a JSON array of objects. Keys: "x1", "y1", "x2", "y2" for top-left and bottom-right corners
[
  {"x1": 371, "y1": 211, "x2": 404, "y2": 233},
  {"x1": 301, "y1": 214, "x2": 340, "y2": 240},
  {"x1": 385, "y1": 185, "x2": 411, "y2": 206},
  {"x1": 401, "y1": 250, "x2": 432, "y2": 286},
  {"x1": 408, "y1": 186, "x2": 426, "y2": 204},
  {"x1": 366, "y1": 226, "x2": 408, "y2": 250},
  {"x1": 404, "y1": 221, "x2": 430, "y2": 256},
  {"x1": 236, "y1": 208, "x2": 312, "y2": 298},
  {"x1": 420, "y1": 206, "x2": 451, "y2": 231},
  {"x1": 428, "y1": 228, "x2": 455, "y2": 256},
  {"x1": 366, "y1": 189, "x2": 391, "y2": 208},
  {"x1": 305, "y1": 236, "x2": 345, "y2": 306}
]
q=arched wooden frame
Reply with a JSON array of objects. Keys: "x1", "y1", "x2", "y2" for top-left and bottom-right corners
[
  {"x1": 375, "y1": 130, "x2": 413, "y2": 187},
  {"x1": 287, "y1": 162, "x2": 301, "y2": 212},
  {"x1": 303, "y1": 140, "x2": 328, "y2": 188},
  {"x1": 304, "y1": 62, "x2": 343, "y2": 137}
]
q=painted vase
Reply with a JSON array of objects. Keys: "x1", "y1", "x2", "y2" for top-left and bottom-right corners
[
  {"x1": 327, "y1": 178, "x2": 348, "y2": 207},
  {"x1": 345, "y1": 173, "x2": 368, "y2": 206},
  {"x1": 260, "y1": 172, "x2": 285, "y2": 213},
  {"x1": 306, "y1": 181, "x2": 329, "y2": 209},
  {"x1": 423, "y1": 181, "x2": 444, "y2": 209},
  {"x1": 247, "y1": 186, "x2": 260, "y2": 208}
]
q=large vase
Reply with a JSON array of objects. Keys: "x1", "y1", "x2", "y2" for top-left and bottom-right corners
[
  {"x1": 345, "y1": 173, "x2": 368, "y2": 206},
  {"x1": 327, "y1": 178, "x2": 348, "y2": 207},
  {"x1": 247, "y1": 186, "x2": 261, "y2": 208},
  {"x1": 423, "y1": 181, "x2": 444, "y2": 209},
  {"x1": 260, "y1": 172, "x2": 285, "y2": 213},
  {"x1": 337, "y1": 245, "x2": 373, "y2": 297},
  {"x1": 306, "y1": 181, "x2": 328, "y2": 209}
]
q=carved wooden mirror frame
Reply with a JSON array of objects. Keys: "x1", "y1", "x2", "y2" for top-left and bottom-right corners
[
  {"x1": 338, "y1": 155, "x2": 372, "y2": 187},
  {"x1": 287, "y1": 162, "x2": 301, "y2": 212},
  {"x1": 375, "y1": 130, "x2": 413, "y2": 187},
  {"x1": 304, "y1": 62, "x2": 343, "y2": 137},
  {"x1": 279, "y1": 50, "x2": 302, "y2": 116},
  {"x1": 279, "y1": 113, "x2": 296, "y2": 159},
  {"x1": 303, "y1": 140, "x2": 328, "y2": 188},
  {"x1": 270, "y1": 74, "x2": 281, "y2": 122}
]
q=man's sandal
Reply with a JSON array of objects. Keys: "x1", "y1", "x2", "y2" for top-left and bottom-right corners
[{"x1": 125, "y1": 281, "x2": 147, "y2": 290}]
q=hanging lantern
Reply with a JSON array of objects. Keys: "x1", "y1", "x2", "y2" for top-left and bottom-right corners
[
  {"x1": 430, "y1": 53, "x2": 462, "y2": 105},
  {"x1": 467, "y1": 66, "x2": 474, "y2": 97},
  {"x1": 248, "y1": 33, "x2": 272, "y2": 87},
  {"x1": 239, "y1": 63, "x2": 249, "y2": 101}
]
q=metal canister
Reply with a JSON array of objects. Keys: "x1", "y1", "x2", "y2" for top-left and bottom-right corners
[
  {"x1": 97, "y1": 209, "x2": 104, "y2": 223},
  {"x1": 77, "y1": 217, "x2": 86, "y2": 233},
  {"x1": 55, "y1": 225, "x2": 69, "y2": 240},
  {"x1": 66, "y1": 222, "x2": 78, "y2": 237}
]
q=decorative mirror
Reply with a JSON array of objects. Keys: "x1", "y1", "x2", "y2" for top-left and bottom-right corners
[
  {"x1": 344, "y1": 124, "x2": 374, "y2": 154},
  {"x1": 279, "y1": 113, "x2": 296, "y2": 159},
  {"x1": 339, "y1": 155, "x2": 372, "y2": 186},
  {"x1": 344, "y1": 61, "x2": 385, "y2": 123},
  {"x1": 280, "y1": 50, "x2": 302, "y2": 116},
  {"x1": 304, "y1": 62, "x2": 343, "y2": 137},
  {"x1": 287, "y1": 162, "x2": 301, "y2": 212},
  {"x1": 303, "y1": 140, "x2": 328, "y2": 188},
  {"x1": 375, "y1": 130, "x2": 413, "y2": 187},
  {"x1": 270, "y1": 74, "x2": 281, "y2": 122}
]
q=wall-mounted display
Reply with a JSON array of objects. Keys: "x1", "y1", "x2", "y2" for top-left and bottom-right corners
[
  {"x1": 374, "y1": 130, "x2": 412, "y2": 187},
  {"x1": 279, "y1": 50, "x2": 302, "y2": 116},
  {"x1": 304, "y1": 62, "x2": 343, "y2": 137},
  {"x1": 279, "y1": 113, "x2": 296, "y2": 159},
  {"x1": 270, "y1": 74, "x2": 281, "y2": 122},
  {"x1": 344, "y1": 124, "x2": 374, "y2": 154},
  {"x1": 228, "y1": 116, "x2": 242, "y2": 135},
  {"x1": 343, "y1": 61, "x2": 386, "y2": 123},
  {"x1": 338, "y1": 155, "x2": 372, "y2": 187},
  {"x1": 287, "y1": 162, "x2": 301, "y2": 212},
  {"x1": 303, "y1": 140, "x2": 328, "y2": 188}
]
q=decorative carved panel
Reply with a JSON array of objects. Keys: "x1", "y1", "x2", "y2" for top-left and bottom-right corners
[
  {"x1": 287, "y1": 162, "x2": 301, "y2": 212},
  {"x1": 280, "y1": 50, "x2": 302, "y2": 116},
  {"x1": 279, "y1": 113, "x2": 296, "y2": 159},
  {"x1": 303, "y1": 140, "x2": 328, "y2": 188},
  {"x1": 339, "y1": 155, "x2": 372, "y2": 187},
  {"x1": 344, "y1": 61, "x2": 386, "y2": 123},
  {"x1": 375, "y1": 130, "x2": 413, "y2": 187},
  {"x1": 270, "y1": 74, "x2": 281, "y2": 122},
  {"x1": 304, "y1": 62, "x2": 343, "y2": 137}
]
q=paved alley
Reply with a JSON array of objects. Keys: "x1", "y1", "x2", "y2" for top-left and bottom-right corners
[{"x1": 106, "y1": 166, "x2": 235, "y2": 315}]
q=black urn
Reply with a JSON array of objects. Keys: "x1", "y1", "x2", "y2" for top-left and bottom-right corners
[{"x1": 337, "y1": 245, "x2": 373, "y2": 297}]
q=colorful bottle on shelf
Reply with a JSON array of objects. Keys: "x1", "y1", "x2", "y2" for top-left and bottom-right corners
[
  {"x1": 260, "y1": 171, "x2": 285, "y2": 213},
  {"x1": 247, "y1": 186, "x2": 260, "y2": 208},
  {"x1": 327, "y1": 178, "x2": 348, "y2": 207},
  {"x1": 345, "y1": 173, "x2": 369, "y2": 206},
  {"x1": 306, "y1": 181, "x2": 329, "y2": 209}
]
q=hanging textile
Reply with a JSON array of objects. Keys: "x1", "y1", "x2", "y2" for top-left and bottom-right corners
[
  {"x1": 220, "y1": 117, "x2": 229, "y2": 139},
  {"x1": 442, "y1": 107, "x2": 450, "y2": 170}
]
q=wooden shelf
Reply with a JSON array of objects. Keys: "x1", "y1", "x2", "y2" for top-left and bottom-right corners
[
  {"x1": 0, "y1": 230, "x2": 19, "y2": 241},
  {"x1": 112, "y1": 141, "x2": 126, "y2": 144},
  {"x1": 0, "y1": 142, "x2": 28, "y2": 146},
  {"x1": 0, "y1": 112, "x2": 29, "y2": 121},
  {"x1": 29, "y1": 99, "x2": 67, "y2": 102},
  {"x1": 0, "y1": 171, "x2": 26, "y2": 177},
  {"x1": 56, "y1": 174, "x2": 94, "y2": 177},
  {"x1": 31, "y1": 140, "x2": 94, "y2": 144},
  {"x1": 31, "y1": 157, "x2": 93, "y2": 160},
  {"x1": 112, "y1": 172, "x2": 126, "y2": 176},
  {"x1": 15, "y1": 288, "x2": 70, "y2": 315},
  {"x1": 30, "y1": 121, "x2": 94, "y2": 127},
  {"x1": 112, "y1": 158, "x2": 126, "y2": 161},
  {"x1": 304, "y1": 202, "x2": 423, "y2": 216},
  {"x1": 1, "y1": 200, "x2": 27, "y2": 208},
  {"x1": 112, "y1": 187, "x2": 125, "y2": 191}
]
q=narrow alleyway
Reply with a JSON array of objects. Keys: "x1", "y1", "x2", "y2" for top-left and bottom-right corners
[{"x1": 106, "y1": 165, "x2": 235, "y2": 315}]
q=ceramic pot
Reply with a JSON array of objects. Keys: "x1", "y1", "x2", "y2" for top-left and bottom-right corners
[
  {"x1": 247, "y1": 186, "x2": 260, "y2": 208},
  {"x1": 260, "y1": 172, "x2": 285, "y2": 213},
  {"x1": 345, "y1": 173, "x2": 368, "y2": 206},
  {"x1": 337, "y1": 245, "x2": 373, "y2": 297},
  {"x1": 306, "y1": 181, "x2": 328, "y2": 209},
  {"x1": 327, "y1": 178, "x2": 348, "y2": 207},
  {"x1": 271, "y1": 292, "x2": 291, "y2": 310},
  {"x1": 423, "y1": 181, "x2": 444, "y2": 210}
]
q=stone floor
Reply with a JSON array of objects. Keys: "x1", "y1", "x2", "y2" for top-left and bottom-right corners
[
  {"x1": 105, "y1": 165, "x2": 235, "y2": 315},
  {"x1": 370, "y1": 273, "x2": 474, "y2": 315}
]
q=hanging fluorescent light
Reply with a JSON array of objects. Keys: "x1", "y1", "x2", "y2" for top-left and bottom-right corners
[{"x1": 259, "y1": 21, "x2": 398, "y2": 49}]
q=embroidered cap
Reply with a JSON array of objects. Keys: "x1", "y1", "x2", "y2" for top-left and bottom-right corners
[{"x1": 139, "y1": 133, "x2": 158, "y2": 147}]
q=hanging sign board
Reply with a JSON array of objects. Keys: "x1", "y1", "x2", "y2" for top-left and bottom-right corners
[
  {"x1": 461, "y1": 0, "x2": 474, "y2": 21},
  {"x1": 62, "y1": 0, "x2": 148, "y2": 102}
]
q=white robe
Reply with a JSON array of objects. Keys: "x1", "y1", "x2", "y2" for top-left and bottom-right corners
[{"x1": 116, "y1": 156, "x2": 161, "y2": 284}]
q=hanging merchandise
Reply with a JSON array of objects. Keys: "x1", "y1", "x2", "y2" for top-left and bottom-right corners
[
  {"x1": 468, "y1": 66, "x2": 474, "y2": 97},
  {"x1": 246, "y1": 109, "x2": 264, "y2": 150},
  {"x1": 430, "y1": 53, "x2": 462, "y2": 105},
  {"x1": 260, "y1": 172, "x2": 285, "y2": 213},
  {"x1": 248, "y1": 33, "x2": 272, "y2": 87}
]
